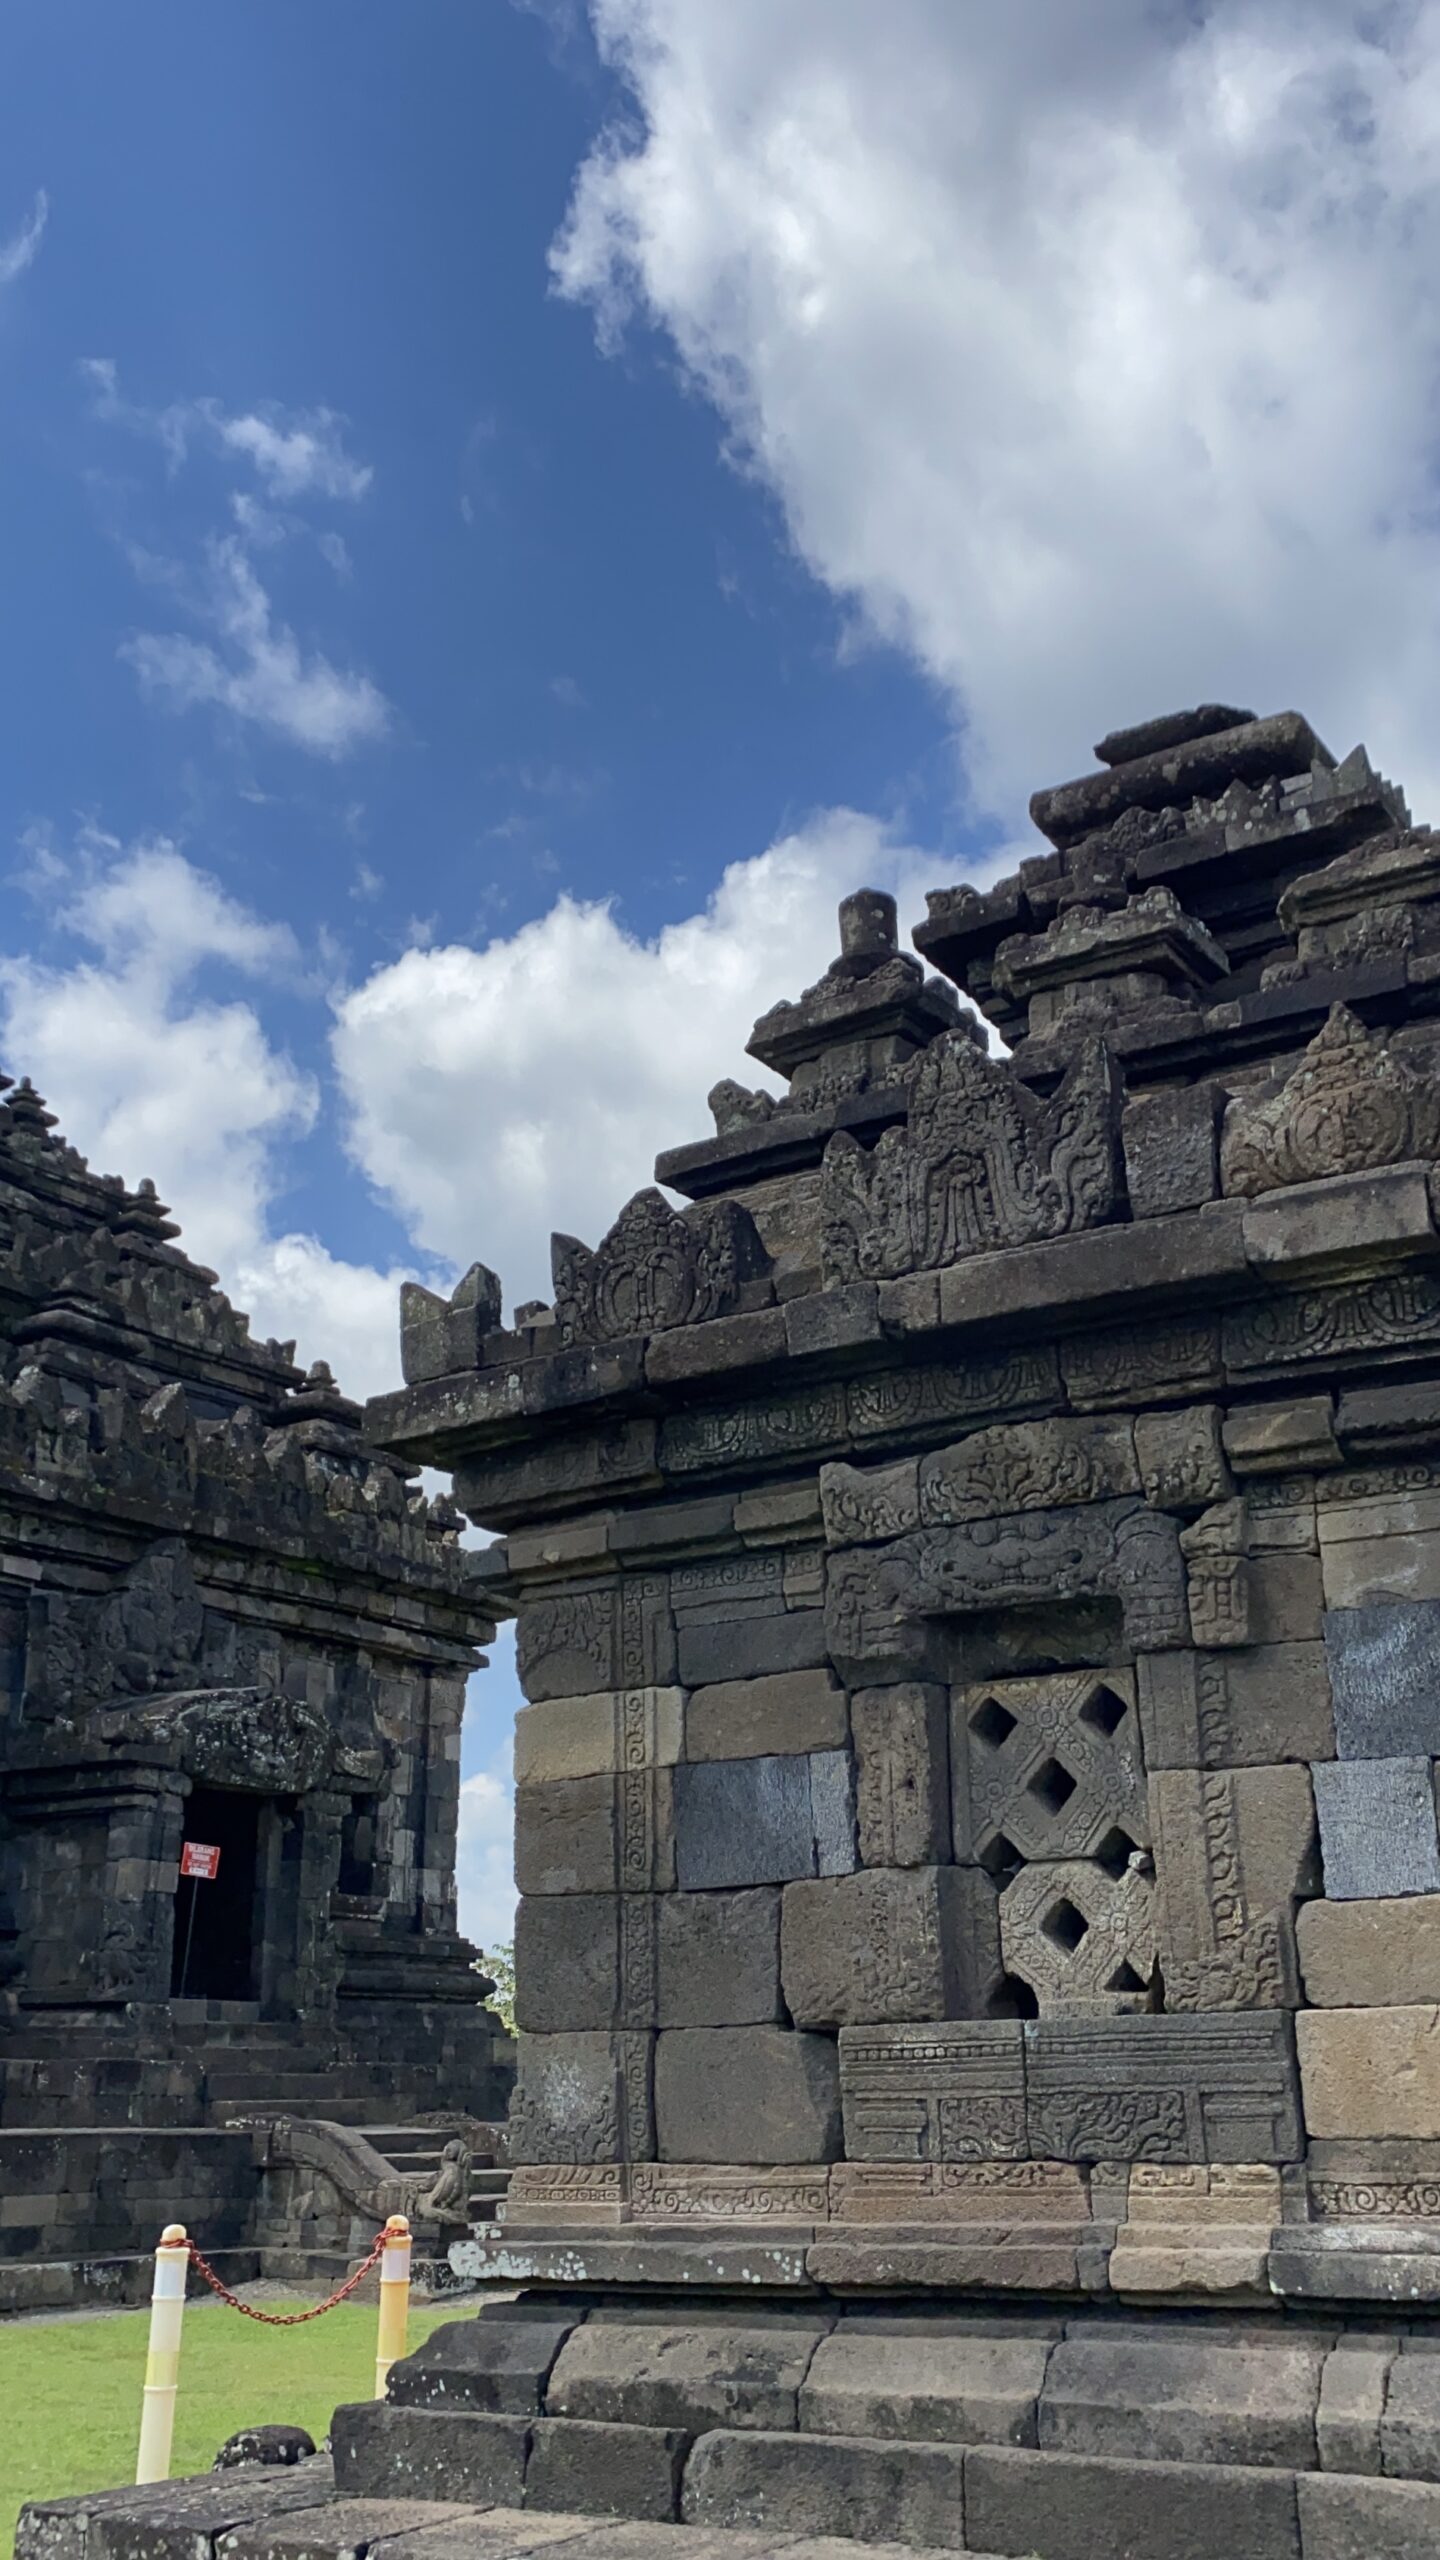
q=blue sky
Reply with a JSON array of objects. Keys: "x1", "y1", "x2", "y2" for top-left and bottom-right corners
[{"x1": 4, "y1": 0, "x2": 1440, "y2": 1943}]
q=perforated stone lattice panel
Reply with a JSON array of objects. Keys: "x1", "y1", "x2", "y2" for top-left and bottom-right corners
[{"x1": 952, "y1": 1668, "x2": 1150, "y2": 1869}]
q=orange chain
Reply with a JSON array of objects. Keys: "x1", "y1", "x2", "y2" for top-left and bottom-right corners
[{"x1": 184, "y1": 2230, "x2": 387, "y2": 2324}]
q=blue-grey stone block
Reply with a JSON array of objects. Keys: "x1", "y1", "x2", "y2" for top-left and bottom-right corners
[
  {"x1": 809, "y1": 1748, "x2": 858, "y2": 1874},
  {"x1": 1313, "y1": 1755, "x2": 1440, "y2": 1900},
  {"x1": 674, "y1": 1751, "x2": 858, "y2": 1889},
  {"x1": 1326, "y1": 1601, "x2": 1440, "y2": 1758}
]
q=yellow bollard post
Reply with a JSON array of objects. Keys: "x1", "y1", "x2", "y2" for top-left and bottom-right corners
[
  {"x1": 135, "y1": 2223, "x2": 189, "y2": 2484},
  {"x1": 374, "y1": 2213, "x2": 412, "y2": 2399}
]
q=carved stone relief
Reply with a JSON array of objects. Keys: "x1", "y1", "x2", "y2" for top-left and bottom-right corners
[
  {"x1": 1221, "y1": 1005, "x2": 1440, "y2": 1197},
  {"x1": 553, "y1": 1189, "x2": 768, "y2": 1345},
  {"x1": 820, "y1": 1029, "x2": 1121, "y2": 1284}
]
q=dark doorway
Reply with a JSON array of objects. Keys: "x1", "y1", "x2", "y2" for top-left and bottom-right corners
[{"x1": 171, "y1": 1786, "x2": 260, "y2": 1999}]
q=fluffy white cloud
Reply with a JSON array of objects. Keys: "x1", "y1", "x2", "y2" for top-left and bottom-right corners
[
  {"x1": 83, "y1": 363, "x2": 389, "y2": 758},
  {"x1": 556, "y1": 0, "x2": 1440, "y2": 823},
  {"x1": 0, "y1": 189, "x2": 47, "y2": 288},
  {"x1": 80, "y1": 360, "x2": 372, "y2": 501},
  {"x1": 123, "y1": 536, "x2": 390, "y2": 758},
  {"x1": 455, "y1": 1627, "x2": 522, "y2": 1951},
  {"x1": 332, "y1": 805, "x2": 947, "y2": 1313},
  {"x1": 0, "y1": 830, "x2": 414, "y2": 1396}
]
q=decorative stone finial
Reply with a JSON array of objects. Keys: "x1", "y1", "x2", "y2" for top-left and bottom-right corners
[{"x1": 838, "y1": 889, "x2": 898, "y2": 977}]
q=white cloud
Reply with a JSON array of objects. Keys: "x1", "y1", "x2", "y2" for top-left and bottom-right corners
[
  {"x1": 555, "y1": 0, "x2": 1440, "y2": 823},
  {"x1": 332, "y1": 805, "x2": 949, "y2": 1313},
  {"x1": 81, "y1": 360, "x2": 371, "y2": 501},
  {"x1": 0, "y1": 830, "x2": 415, "y2": 1396},
  {"x1": 123, "y1": 535, "x2": 390, "y2": 758},
  {"x1": 0, "y1": 189, "x2": 47, "y2": 288}
]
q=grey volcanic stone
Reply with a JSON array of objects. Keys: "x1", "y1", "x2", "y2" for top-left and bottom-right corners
[
  {"x1": 514, "y1": 1777, "x2": 618, "y2": 1896},
  {"x1": 965, "y1": 2444, "x2": 1302, "y2": 2560},
  {"x1": 546, "y1": 2320, "x2": 823, "y2": 2432},
  {"x1": 800, "y1": 2330, "x2": 1048, "y2": 2446},
  {"x1": 1297, "y1": 2472, "x2": 1440, "y2": 2559},
  {"x1": 1313, "y1": 1757, "x2": 1440, "y2": 1899},
  {"x1": 781, "y1": 1867, "x2": 1001, "y2": 2028},
  {"x1": 1380, "y1": 2352, "x2": 1440, "y2": 2481},
  {"x1": 514, "y1": 1896, "x2": 620, "y2": 2032},
  {"x1": 682, "y1": 2426, "x2": 969, "y2": 2549},
  {"x1": 687, "y1": 1671, "x2": 848, "y2": 1761},
  {"x1": 18, "y1": 2467, "x2": 338, "y2": 2560},
  {"x1": 656, "y1": 1888, "x2": 782, "y2": 2027},
  {"x1": 329, "y1": 2404, "x2": 530, "y2": 2504},
  {"x1": 385, "y1": 2312, "x2": 578, "y2": 2415},
  {"x1": 677, "y1": 1612, "x2": 828, "y2": 1686},
  {"x1": 1036, "y1": 2335, "x2": 1321, "y2": 2468},
  {"x1": 654, "y1": 2025, "x2": 842, "y2": 2163},
  {"x1": 674, "y1": 1753, "x2": 856, "y2": 1888},
  {"x1": 1325, "y1": 1602, "x2": 1440, "y2": 1758},
  {"x1": 524, "y1": 2417, "x2": 689, "y2": 2521}
]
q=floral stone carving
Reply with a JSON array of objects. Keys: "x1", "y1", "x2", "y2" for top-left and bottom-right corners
[
  {"x1": 819, "y1": 1028, "x2": 1121, "y2": 1284},
  {"x1": 552, "y1": 1188, "x2": 769, "y2": 1344},
  {"x1": 1220, "y1": 1004, "x2": 1440, "y2": 1197}
]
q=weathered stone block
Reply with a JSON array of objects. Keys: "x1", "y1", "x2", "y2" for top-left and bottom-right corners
[
  {"x1": 546, "y1": 2320, "x2": 821, "y2": 2433},
  {"x1": 682, "y1": 2425, "x2": 969, "y2": 2549},
  {"x1": 676, "y1": 1610, "x2": 827, "y2": 1687},
  {"x1": 1298, "y1": 2007, "x2": 1440, "y2": 2139},
  {"x1": 820, "y1": 1457, "x2": 921, "y2": 1547},
  {"x1": 1249, "y1": 1548, "x2": 1325, "y2": 1645},
  {"x1": 507, "y1": 2030, "x2": 654, "y2": 2165},
  {"x1": 965, "y1": 2444, "x2": 1302, "y2": 2560},
  {"x1": 1122, "y1": 1083, "x2": 1219, "y2": 1219},
  {"x1": 1316, "y1": 2341, "x2": 1392, "y2": 2475},
  {"x1": 999, "y1": 1856, "x2": 1155, "y2": 2015},
  {"x1": 655, "y1": 1888, "x2": 782, "y2": 2028},
  {"x1": 1325, "y1": 1601, "x2": 1440, "y2": 1759},
  {"x1": 1024, "y1": 2012, "x2": 1303, "y2": 2163},
  {"x1": 1108, "y1": 2162, "x2": 1280, "y2": 2295},
  {"x1": 799, "y1": 2329, "x2": 1049, "y2": 2447},
  {"x1": 330, "y1": 2404, "x2": 529, "y2": 2505},
  {"x1": 386, "y1": 2312, "x2": 578, "y2": 2415},
  {"x1": 523, "y1": 2417, "x2": 688, "y2": 2520},
  {"x1": 781, "y1": 1867, "x2": 1001, "y2": 2028},
  {"x1": 26, "y1": 2469, "x2": 340, "y2": 2560},
  {"x1": 1313, "y1": 1758, "x2": 1440, "y2": 1900},
  {"x1": 1037, "y1": 2334, "x2": 1320, "y2": 2468},
  {"x1": 1134, "y1": 1404, "x2": 1231, "y2": 1512},
  {"x1": 1136, "y1": 1644, "x2": 1335, "y2": 1770},
  {"x1": 514, "y1": 1689, "x2": 683, "y2": 1784},
  {"x1": 1379, "y1": 2354, "x2": 1440, "y2": 2483},
  {"x1": 839, "y1": 2022, "x2": 1027, "y2": 2163},
  {"x1": 1223, "y1": 1395, "x2": 1340, "y2": 1476},
  {"x1": 1319, "y1": 1486, "x2": 1440, "y2": 1608},
  {"x1": 917, "y1": 1417, "x2": 1140, "y2": 1523},
  {"x1": 217, "y1": 2495, "x2": 476, "y2": 2560},
  {"x1": 673, "y1": 1752, "x2": 856, "y2": 1889},
  {"x1": 514, "y1": 1778, "x2": 617, "y2": 1897},
  {"x1": 685, "y1": 1670, "x2": 847, "y2": 1762},
  {"x1": 1150, "y1": 1763, "x2": 1317, "y2": 2009},
  {"x1": 653, "y1": 2026, "x2": 842, "y2": 2164},
  {"x1": 514, "y1": 1896, "x2": 620, "y2": 2034},
  {"x1": 1297, "y1": 2472, "x2": 1440, "y2": 2560},
  {"x1": 1299, "y1": 1896, "x2": 1440, "y2": 2006},
  {"x1": 852, "y1": 1683, "x2": 949, "y2": 1867}
]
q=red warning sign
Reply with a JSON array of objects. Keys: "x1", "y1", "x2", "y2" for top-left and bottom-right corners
[{"x1": 180, "y1": 1841, "x2": 221, "y2": 1881}]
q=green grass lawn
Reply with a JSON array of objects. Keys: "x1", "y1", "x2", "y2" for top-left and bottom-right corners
[{"x1": 0, "y1": 2294, "x2": 458, "y2": 2557}]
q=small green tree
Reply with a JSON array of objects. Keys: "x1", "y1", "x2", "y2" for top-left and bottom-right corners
[{"x1": 475, "y1": 1940, "x2": 516, "y2": 2035}]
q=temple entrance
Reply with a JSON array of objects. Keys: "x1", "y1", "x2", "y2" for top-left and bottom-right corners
[{"x1": 170, "y1": 1785, "x2": 260, "y2": 1999}]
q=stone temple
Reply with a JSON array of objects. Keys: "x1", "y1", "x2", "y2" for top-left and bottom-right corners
[
  {"x1": 0, "y1": 1079, "x2": 511, "y2": 2299},
  {"x1": 29, "y1": 700, "x2": 1440, "y2": 2555}
]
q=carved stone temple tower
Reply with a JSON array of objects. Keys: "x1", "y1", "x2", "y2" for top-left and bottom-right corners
[
  {"x1": 0, "y1": 1081, "x2": 511, "y2": 2288},
  {"x1": 346, "y1": 703, "x2": 1440, "y2": 2554}
]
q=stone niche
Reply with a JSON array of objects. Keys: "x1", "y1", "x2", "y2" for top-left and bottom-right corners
[{"x1": 366, "y1": 718, "x2": 1440, "y2": 2332}]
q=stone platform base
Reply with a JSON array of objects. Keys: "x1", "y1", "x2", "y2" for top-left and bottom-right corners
[
  {"x1": 23, "y1": 2439, "x2": 1440, "y2": 2560},
  {"x1": 36, "y1": 2292, "x2": 1440, "y2": 2560}
]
